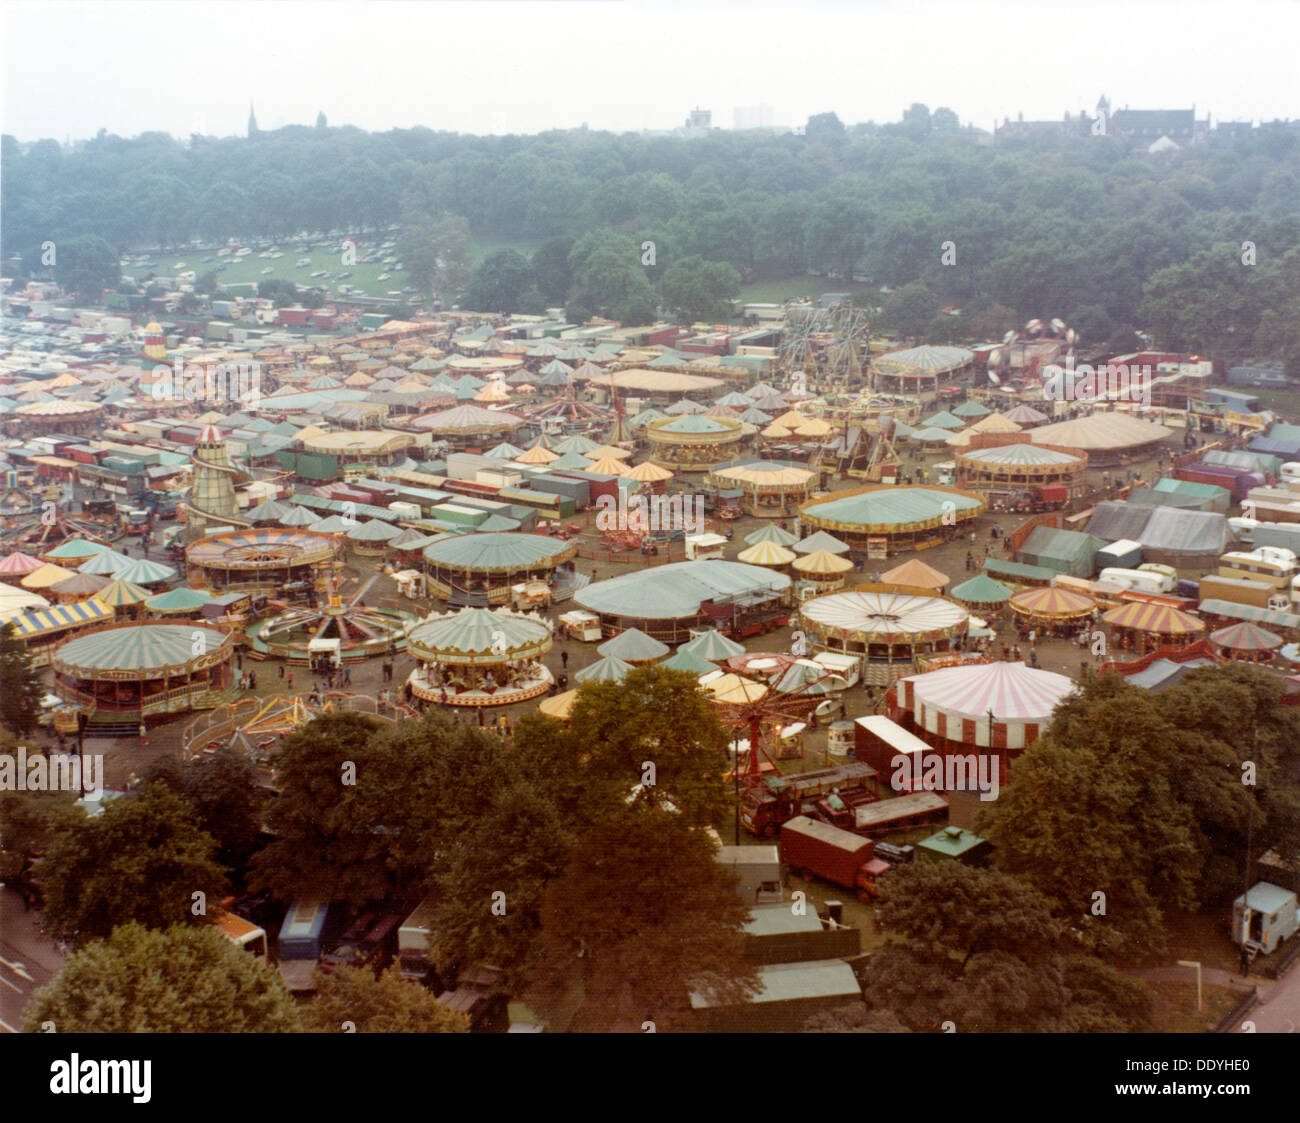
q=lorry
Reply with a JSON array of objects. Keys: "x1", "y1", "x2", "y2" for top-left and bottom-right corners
[
  {"x1": 1232, "y1": 882, "x2": 1300, "y2": 956},
  {"x1": 1009, "y1": 484, "x2": 1069, "y2": 512},
  {"x1": 739, "y1": 761, "x2": 880, "y2": 837},
  {"x1": 1196, "y1": 573, "x2": 1280, "y2": 610},
  {"x1": 780, "y1": 816, "x2": 892, "y2": 902}
]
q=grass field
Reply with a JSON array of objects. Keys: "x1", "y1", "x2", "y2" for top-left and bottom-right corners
[{"x1": 124, "y1": 237, "x2": 540, "y2": 302}]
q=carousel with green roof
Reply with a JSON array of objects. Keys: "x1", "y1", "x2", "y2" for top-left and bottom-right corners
[
  {"x1": 422, "y1": 531, "x2": 577, "y2": 606},
  {"x1": 954, "y1": 438, "x2": 1087, "y2": 505},
  {"x1": 406, "y1": 606, "x2": 554, "y2": 707},
  {"x1": 799, "y1": 484, "x2": 986, "y2": 557},
  {"x1": 50, "y1": 620, "x2": 236, "y2": 721}
]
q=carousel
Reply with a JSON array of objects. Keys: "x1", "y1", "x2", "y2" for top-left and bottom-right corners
[
  {"x1": 246, "y1": 575, "x2": 417, "y2": 664},
  {"x1": 949, "y1": 574, "x2": 1013, "y2": 613},
  {"x1": 50, "y1": 620, "x2": 235, "y2": 722},
  {"x1": 799, "y1": 485, "x2": 986, "y2": 558},
  {"x1": 868, "y1": 345, "x2": 974, "y2": 401},
  {"x1": 954, "y1": 439, "x2": 1088, "y2": 505},
  {"x1": 406, "y1": 606, "x2": 554, "y2": 707},
  {"x1": 706, "y1": 460, "x2": 817, "y2": 517},
  {"x1": 1103, "y1": 601, "x2": 1207, "y2": 654},
  {"x1": 645, "y1": 414, "x2": 748, "y2": 472},
  {"x1": 1008, "y1": 586, "x2": 1096, "y2": 631},
  {"x1": 186, "y1": 528, "x2": 341, "y2": 596},
  {"x1": 798, "y1": 583, "x2": 973, "y2": 685},
  {"x1": 422, "y1": 532, "x2": 577, "y2": 606}
]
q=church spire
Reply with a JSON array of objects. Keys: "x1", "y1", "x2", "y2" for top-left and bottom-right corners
[{"x1": 248, "y1": 103, "x2": 259, "y2": 137}]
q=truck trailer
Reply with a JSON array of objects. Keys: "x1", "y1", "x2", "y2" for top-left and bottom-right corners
[{"x1": 779, "y1": 816, "x2": 892, "y2": 901}]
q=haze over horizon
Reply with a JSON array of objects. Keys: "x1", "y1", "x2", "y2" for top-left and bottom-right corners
[{"x1": 3, "y1": 0, "x2": 1299, "y2": 144}]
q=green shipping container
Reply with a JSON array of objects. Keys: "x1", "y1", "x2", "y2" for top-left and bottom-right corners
[{"x1": 361, "y1": 313, "x2": 388, "y2": 329}]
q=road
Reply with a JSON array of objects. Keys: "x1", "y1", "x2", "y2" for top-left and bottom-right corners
[
  {"x1": 1234, "y1": 961, "x2": 1300, "y2": 1033},
  {"x1": 0, "y1": 887, "x2": 65, "y2": 1033}
]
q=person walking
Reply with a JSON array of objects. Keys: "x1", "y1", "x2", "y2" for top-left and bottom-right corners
[
  {"x1": 249, "y1": 670, "x2": 257, "y2": 691},
  {"x1": 287, "y1": 670, "x2": 293, "y2": 689},
  {"x1": 278, "y1": 662, "x2": 285, "y2": 679},
  {"x1": 561, "y1": 649, "x2": 569, "y2": 670},
  {"x1": 344, "y1": 665, "x2": 352, "y2": 687},
  {"x1": 138, "y1": 720, "x2": 147, "y2": 745}
]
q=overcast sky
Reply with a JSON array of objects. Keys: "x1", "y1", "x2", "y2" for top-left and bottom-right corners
[{"x1": 3, "y1": 0, "x2": 1298, "y2": 143}]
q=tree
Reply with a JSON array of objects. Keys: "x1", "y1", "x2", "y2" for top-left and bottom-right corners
[
  {"x1": 51, "y1": 235, "x2": 119, "y2": 302},
  {"x1": 143, "y1": 745, "x2": 266, "y2": 875},
  {"x1": 316, "y1": 111, "x2": 328, "y2": 129},
  {"x1": 968, "y1": 303, "x2": 1018, "y2": 341},
  {"x1": 40, "y1": 782, "x2": 227, "y2": 947},
  {"x1": 882, "y1": 281, "x2": 940, "y2": 340},
  {"x1": 933, "y1": 107, "x2": 961, "y2": 133},
  {"x1": 514, "y1": 665, "x2": 732, "y2": 829},
  {"x1": 859, "y1": 862, "x2": 1151, "y2": 1032},
  {"x1": 1142, "y1": 243, "x2": 1260, "y2": 361},
  {"x1": 426, "y1": 777, "x2": 572, "y2": 989},
  {"x1": 901, "y1": 102, "x2": 933, "y2": 140},
  {"x1": 530, "y1": 236, "x2": 573, "y2": 305},
  {"x1": 531, "y1": 807, "x2": 759, "y2": 1031},
  {"x1": 24, "y1": 923, "x2": 301, "y2": 1032},
  {"x1": 0, "y1": 622, "x2": 43, "y2": 737},
  {"x1": 801, "y1": 1004, "x2": 913, "y2": 1032},
  {"x1": 805, "y1": 112, "x2": 846, "y2": 143},
  {"x1": 464, "y1": 249, "x2": 535, "y2": 314},
  {"x1": 657, "y1": 255, "x2": 741, "y2": 322},
  {"x1": 300, "y1": 965, "x2": 468, "y2": 1033},
  {"x1": 250, "y1": 712, "x2": 409, "y2": 905}
]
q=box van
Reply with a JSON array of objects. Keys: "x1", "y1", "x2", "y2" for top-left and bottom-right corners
[
  {"x1": 1098, "y1": 568, "x2": 1167, "y2": 595},
  {"x1": 1280, "y1": 462, "x2": 1300, "y2": 484}
]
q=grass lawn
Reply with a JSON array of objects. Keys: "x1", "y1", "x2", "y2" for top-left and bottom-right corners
[
  {"x1": 1146, "y1": 979, "x2": 1241, "y2": 1033},
  {"x1": 122, "y1": 237, "x2": 536, "y2": 303},
  {"x1": 1245, "y1": 385, "x2": 1300, "y2": 419}
]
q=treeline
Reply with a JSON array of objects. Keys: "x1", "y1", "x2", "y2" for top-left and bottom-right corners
[{"x1": 3, "y1": 108, "x2": 1299, "y2": 365}]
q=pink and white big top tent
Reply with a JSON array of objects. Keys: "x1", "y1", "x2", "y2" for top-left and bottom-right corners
[{"x1": 897, "y1": 660, "x2": 1076, "y2": 751}]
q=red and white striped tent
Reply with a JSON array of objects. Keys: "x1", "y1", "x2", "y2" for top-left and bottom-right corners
[{"x1": 898, "y1": 660, "x2": 1075, "y2": 750}]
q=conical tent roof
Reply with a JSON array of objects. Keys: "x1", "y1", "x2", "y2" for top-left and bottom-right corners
[
  {"x1": 309, "y1": 515, "x2": 354, "y2": 534},
  {"x1": 145, "y1": 586, "x2": 213, "y2": 613},
  {"x1": 1010, "y1": 586, "x2": 1096, "y2": 618},
  {"x1": 1002, "y1": 404, "x2": 1049, "y2": 425},
  {"x1": 279, "y1": 506, "x2": 319, "y2": 526},
  {"x1": 22, "y1": 563, "x2": 75, "y2": 589},
  {"x1": 597, "y1": 627, "x2": 670, "y2": 662},
  {"x1": 246, "y1": 499, "x2": 291, "y2": 522},
  {"x1": 661, "y1": 647, "x2": 718, "y2": 675},
  {"x1": 515, "y1": 444, "x2": 559, "y2": 465},
  {"x1": 485, "y1": 441, "x2": 525, "y2": 460},
  {"x1": 409, "y1": 606, "x2": 551, "y2": 660},
  {"x1": 50, "y1": 571, "x2": 111, "y2": 595},
  {"x1": 704, "y1": 672, "x2": 769, "y2": 704},
  {"x1": 881, "y1": 558, "x2": 950, "y2": 590},
  {"x1": 920, "y1": 409, "x2": 966, "y2": 430},
  {"x1": 625, "y1": 460, "x2": 675, "y2": 482},
  {"x1": 114, "y1": 558, "x2": 177, "y2": 585},
  {"x1": 586, "y1": 456, "x2": 630, "y2": 476},
  {"x1": 552, "y1": 434, "x2": 600, "y2": 455},
  {"x1": 792, "y1": 549, "x2": 854, "y2": 575},
  {"x1": 1102, "y1": 602, "x2": 1204, "y2": 635},
  {"x1": 78, "y1": 550, "x2": 132, "y2": 576},
  {"x1": 794, "y1": 530, "x2": 850, "y2": 555},
  {"x1": 0, "y1": 551, "x2": 45, "y2": 576},
  {"x1": 92, "y1": 578, "x2": 151, "y2": 606},
  {"x1": 346, "y1": 519, "x2": 402, "y2": 542},
  {"x1": 44, "y1": 537, "x2": 110, "y2": 560},
  {"x1": 745, "y1": 523, "x2": 798, "y2": 547},
  {"x1": 737, "y1": 540, "x2": 796, "y2": 566},
  {"x1": 548, "y1": 452, "x2": 595, "y2": 470},
  {"x1": 680, "y1": 628, "x2": 747, "y2": 660},
  {"x1": 1210, "y1": 621, "x2": 1282, "y2": 651},
  {"x1": 573, "y1": 653, "x2": 634, "y2": 684},
  {"x1": 950, "y1": 574, "x2": 1013, "y2": 605},
  {"x1": 952, "y1": 400, "x2": 992, "y2": 418}
]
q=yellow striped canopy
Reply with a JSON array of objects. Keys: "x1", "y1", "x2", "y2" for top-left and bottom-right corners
[
  {"x1": 1009, "y1": 586, "x2": 1097, "y2": 619},
  {"x1": 1103, "y1": 601, "x2": 1205, "y2": 635}
]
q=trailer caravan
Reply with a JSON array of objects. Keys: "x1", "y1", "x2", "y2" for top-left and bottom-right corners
[{"x1": 1232, "y1": 882, "x2": 1300, "y2": 955}]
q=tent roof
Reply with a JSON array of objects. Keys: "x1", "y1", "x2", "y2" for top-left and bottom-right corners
[{"x1": 904, "y1": 660, "x2": 1075, "y2": 721}]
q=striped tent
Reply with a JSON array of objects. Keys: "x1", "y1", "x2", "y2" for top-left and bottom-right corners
[
  {"x1": 573, "y1": 654, "x2": 634, "y2": 684},
  {"x1": 745, "y1": 523, "x2": 798, "y2": 548},
  {"x1": 1209, "y1": 621, "x2": 1282, "y2": 656},
  {"x1": 680, "y1": 628, "x2": 746, "y2": 661},
  {"x1": 1103, "y1": 601, "x2": 1205, "y2": 636},
  {"x1": 9, "y1": 598, "x2": 115, "y2": 637},
  {"x1": 881, "y1": 559, "x2": 950, "y2": 592},
  {"x1": 92, "y1": 578, "x2": 152, "y2": 608},
  {"x1": 114, "y1": 558, "x2": 178, "y2": 585},
  {"x1": 21, "y1": 563, "x2": 74, "y2": 590},
  {"x1": 597, "y1": 628, "x2": 669, "y2": 664},
  {"x1": 1009, "y1": 586, "x2": 1096, "y2": 620},
  {"x1": 0, "y1": 551, "x2": 45, "y2": 579},
  {"x1": 736, "y1": 541, "x2": 797, "y2": 568},
  {"x1": 78, "y1": 550, "x2": 133, "y2": 576}
]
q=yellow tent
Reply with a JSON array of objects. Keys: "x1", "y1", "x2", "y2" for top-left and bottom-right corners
[
  {"x1": 705, "y1": 673, "x2": 769, "y2": 705},
  {"x1": 586, "y1": 456, "x2": 630, "y2": 476},
  {"x1": 21, "y1": 563, "x2": 74, "y2": 590},
  {"x1": 539, "y1": 689, "x2": 579, "y2": 720},
  {"x1": 584, "y1": 445, "x2": 632, "y2": 461},
  {"x1": 625, "y1": 461, "x2": 675, "y2": 482},
  {"x1": 793, "y1": 549, "x2": 854, "y2": 575},
  {"x1": 737, "y1": 541, "x2": 797, "y2": 567},
  {"x1": 515, "y1": 444, "x2": 559, "y2": 465}
]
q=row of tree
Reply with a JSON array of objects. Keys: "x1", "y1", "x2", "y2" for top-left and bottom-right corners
[{"x1": 6, "y1": 110, "x2": 1298, "y2": 364}]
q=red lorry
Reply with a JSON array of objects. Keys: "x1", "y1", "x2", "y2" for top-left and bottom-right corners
[{"x1": 780, "y1": 815, "x2": 892, "y2": 902}]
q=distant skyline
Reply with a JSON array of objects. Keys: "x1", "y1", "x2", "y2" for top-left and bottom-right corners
[{"x1": 3, "y1": 0, "x2": 1298, "y2": 144}]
